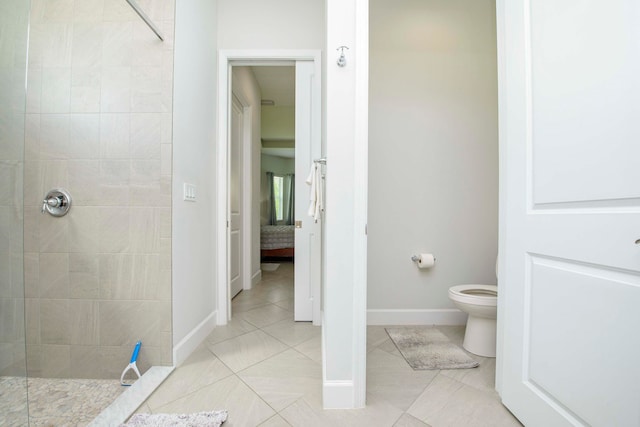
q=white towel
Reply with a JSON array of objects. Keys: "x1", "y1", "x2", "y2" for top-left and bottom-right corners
[{"x1": 306, "y1": 163, "x2": 323, "y2": 221}]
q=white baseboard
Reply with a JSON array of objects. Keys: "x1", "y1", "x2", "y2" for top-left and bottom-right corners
[
  {"x1": 252, "y1": 269, "x2": 262, "y2": 287},
  {"x1": 323, "y1": 380, "x2": 356, "y2": 409},
  {"x1": 320, "y1": 310, "x2": 361, "y2": 409},
  {"x1": 172, "y1": 310, "x2": 217, "y2": 367},
  {"x1": 367, "y1": 309, "x2": 467, "y2": 326}
]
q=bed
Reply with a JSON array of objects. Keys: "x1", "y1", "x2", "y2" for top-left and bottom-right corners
[{"x1": 260, "y1": 225, "x2": 295, "y2": 259}]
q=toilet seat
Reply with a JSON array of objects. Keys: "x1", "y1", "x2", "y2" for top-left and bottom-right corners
[{"x1": 448, "y1": 284, "x2": 497, "y2": 307}]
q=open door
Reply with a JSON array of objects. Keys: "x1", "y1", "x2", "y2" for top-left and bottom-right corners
[
  {"x1": 499, "y1": 1, "x2": 640, "y2": 425},
  {"x1": 294, "y1": 60, "x2": 322, "y2": 323},
  {"x1": 229, "y1": 95, "x2": 244, "y2": 299}
]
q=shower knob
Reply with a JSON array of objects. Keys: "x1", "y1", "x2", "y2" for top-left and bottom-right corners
[{"x1": 41, "y1": 188, "x2": 72, "y2": 217}]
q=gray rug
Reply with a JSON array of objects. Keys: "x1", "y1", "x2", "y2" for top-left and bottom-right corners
[
  {"x1": 261, "y1": 263, "x2": 280, "y2": 272},
  {"x1": 121, "y1": 410, "x2": 227, "y2": 426},
  {"x1": 386, "y1": 327, "x2": 479, "y2": 370}
]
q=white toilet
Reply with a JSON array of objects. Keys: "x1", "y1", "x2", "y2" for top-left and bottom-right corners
[{"x1": 448, "y1": 283, "x2": 498, "y2": 357}]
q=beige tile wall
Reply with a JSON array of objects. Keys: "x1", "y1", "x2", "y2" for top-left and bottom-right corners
[{"x1": 24, "y1": 0, "x2": 174, "y2": 379}]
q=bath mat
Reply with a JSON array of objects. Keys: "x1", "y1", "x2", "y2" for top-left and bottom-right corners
[
  {"x1": 261, "y1": 263, "x2": 280, "y2": 272},
  {"x1": 386, "y1": 327, "x2": 479, "y2": 370},
  {"x1": 121, "y1": 410, "x2": 227, "y2": 426}
]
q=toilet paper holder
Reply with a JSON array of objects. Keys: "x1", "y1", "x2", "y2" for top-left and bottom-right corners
[{"x1": 411, "y1": 254, "x2": 436, "y2": 263}]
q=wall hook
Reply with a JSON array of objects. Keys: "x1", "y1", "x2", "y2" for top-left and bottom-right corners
[{"x1": 336, "y1": 46, "x2": 349, "y2": 67}]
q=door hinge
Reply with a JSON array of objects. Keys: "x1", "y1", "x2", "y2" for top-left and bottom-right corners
[{"x1": 295, "y1": 220, "x2": 302, "y2": 228}]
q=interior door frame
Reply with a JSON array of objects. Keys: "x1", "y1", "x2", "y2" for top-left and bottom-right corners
[{"x1": 217, "y1": 50, "x2": 323, "y2": 324}]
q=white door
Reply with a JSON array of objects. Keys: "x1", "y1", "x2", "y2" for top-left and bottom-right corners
[
  {"x1": 499, "y1": 1, "x2": 640, "y2": 426},
  {"x1": 294, "y1": 60, "x2": 322, "y2": 323},
  {"x1": 229, "y1": 96, "x2": 243, "y2": 299}
]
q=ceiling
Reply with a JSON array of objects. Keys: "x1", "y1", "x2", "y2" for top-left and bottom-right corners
[
  {"x1": 251, "y1": 66, "x2": 295, "y2": 107},
  {"x1": 252, "y1": 66, "x2": 296, "y2": 158},
  {"x1": 261, "y1": 147, "x2": 295, "y2": 158}
]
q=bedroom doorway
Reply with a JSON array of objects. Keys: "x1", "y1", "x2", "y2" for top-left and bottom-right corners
[{"x1": 218, "y1": 51, "x2": 323, "y2": 326}]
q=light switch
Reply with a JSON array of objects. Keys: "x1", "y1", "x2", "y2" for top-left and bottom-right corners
[{"x1": 183, "y1": 183, "x2": 196, "y2": 202}]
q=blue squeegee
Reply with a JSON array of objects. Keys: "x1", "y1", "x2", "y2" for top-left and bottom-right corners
[{"x1": 120, "y1": 340, "x2": 142, "y2": 386}]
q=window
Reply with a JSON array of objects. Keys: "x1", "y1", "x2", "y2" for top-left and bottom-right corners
[{"x1": 273, "y1": 175, "x2": 284, "y2": 221}]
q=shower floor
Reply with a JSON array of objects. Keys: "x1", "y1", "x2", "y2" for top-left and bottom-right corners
[{"x1": 0, "y1": 376, "x2": 125, "y2": 426}]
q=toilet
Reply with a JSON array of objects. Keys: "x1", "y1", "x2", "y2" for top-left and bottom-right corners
[{"x1": 448, "y1": 283, "x2": 498, "y2": 357}]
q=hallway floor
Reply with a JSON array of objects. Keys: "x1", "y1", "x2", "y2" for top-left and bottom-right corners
[{"x1": 136, "y1": 262, "x2": 521, "y2": 426}]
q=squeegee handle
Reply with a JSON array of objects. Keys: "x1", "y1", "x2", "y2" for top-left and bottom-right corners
[{"x1": 130, "y1": 341, "x2": 142, "y2": 363}]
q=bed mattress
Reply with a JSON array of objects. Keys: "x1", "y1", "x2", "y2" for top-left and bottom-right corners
[{"x1": 260, "y1": 225, "x2": 295, "y2": 250}]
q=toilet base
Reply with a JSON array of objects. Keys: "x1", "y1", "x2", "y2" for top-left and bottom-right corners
[{"x1": 462, "y1": 315, "x2": 496, "y2": 357}]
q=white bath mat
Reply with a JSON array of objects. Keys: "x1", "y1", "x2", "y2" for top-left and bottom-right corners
[
  {"x1": 121, "y1": 410, "x2": 227, "y2": 426},
  {"x1": 261, "y1": 263, "x2": 280, "y2": 272},
  {"x1": 386, "y1": 327, "x2": 479, "y2": 370}
]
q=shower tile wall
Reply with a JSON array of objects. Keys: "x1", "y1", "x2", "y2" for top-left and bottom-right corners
[
  {"x1": 0, "y1": 0, "x2": 29, "y2": 377},
  {"x1": 24, "y1": 0, "x2": 175, "y2": 379}
]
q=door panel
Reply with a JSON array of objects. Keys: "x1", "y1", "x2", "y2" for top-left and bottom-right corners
[
  {"x1": 294, "y1": 60, "x2": 322, "y2": 322},
  {"x1": 526, "y1": 256, "x2": 640, "y2": 427},
  {"x1": 500, "y1": 0, "x2": 640, "y2": 426},
  {"x1": 530, "y1": 1, "x2": 640, "y2": 205},
  {"x1": 230, "y1": 97, "x2": 243, "y2": 299}
]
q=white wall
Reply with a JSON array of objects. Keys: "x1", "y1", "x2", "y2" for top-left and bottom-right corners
[
  {"x1": 215, "y1": 1, "x2": 325, "y2": 291},
  {"x1": 367, "y1": 0, "x2": 499, "y2": 323},
  {"x1": 217, "y1": 0, "x2": 325, "y2": 49},
  {"x1": 260, "y1": 154, "x2": 295, "y2": 225},
  {"x1": 172, "y1": 0, "x2": 218, "y2": 364},
  {"x1": 172, "y1": 0, "x2": 324, "y2": 354},
  {"x1": 323, "y1": 0, "x2": 369, "y2": 408},
  {"x1": 231, "y1": 67, "x2": 262, "y2": 282},
  {"x1": 262, "y1": 106, "x2": 295, "y2": 141}
]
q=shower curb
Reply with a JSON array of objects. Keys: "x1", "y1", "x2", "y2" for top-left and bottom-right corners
[{"x1": 88, "y1": 366, "x2": 174, "y2": 426}]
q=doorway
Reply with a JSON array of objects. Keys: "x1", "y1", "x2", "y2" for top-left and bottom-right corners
[{"x1": 217, "y1": 51, "x2": 323, "y2": 326}]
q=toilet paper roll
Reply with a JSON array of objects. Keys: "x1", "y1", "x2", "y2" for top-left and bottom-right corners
[{"x1": 417, "y1": 253, "x2": 435, "y2": 269}]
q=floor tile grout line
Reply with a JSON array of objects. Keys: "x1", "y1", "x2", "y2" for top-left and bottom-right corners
[
  {"x1": 400, "y1": 368, "x2": 441, "y2": 417},
  {"x1": 439, "y1": 369, "x2": 500, "y2": 396},
  {"x1": 288, "y1": 343, "x2": 323, "y2": 367},
  {"x1": 233, "y1": 369, "x2": 289, "y2": 421},
  {"x1": 207, "y1": 266, "x2": 309, "y2": 423},
  {"x1": 232, "y1": 345, "x2": 293, "y2": 376},
  {"x1": 204, "y1": 327, "x2": 259, "y2": 348},
  {"x1": 234, "y1": 305, "x2": 293, "y2": 330},
  {"x1": 390, "y1": 411, "x2": 408, "y2": 427},
  {"x1": 261, "y1": 412, "x2": 294, "y2": 427},
  {"x1": 145, "y1": 369, "x2": 238, "y2": 414},
  {"x1": 228, "y1": 272, "x2": 323, "y2": 419},
  {"x1": 230, "y1": 371, "x2": 280, "y2": 423},
  {"x1": 257, "y1": 323, "x2": 321, "y2": 350},
  {"x1": 275, "y1": 396, "x2": 313, "y2": 425}
]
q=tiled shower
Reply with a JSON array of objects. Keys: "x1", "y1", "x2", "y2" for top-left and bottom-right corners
[{"x1": 0, "y1": 0, "x2": 175, "y2": 423}]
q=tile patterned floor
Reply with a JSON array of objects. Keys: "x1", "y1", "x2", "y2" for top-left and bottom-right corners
[{"x1": 137, "y1": 262, "x2": 522, "y2": 426}]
